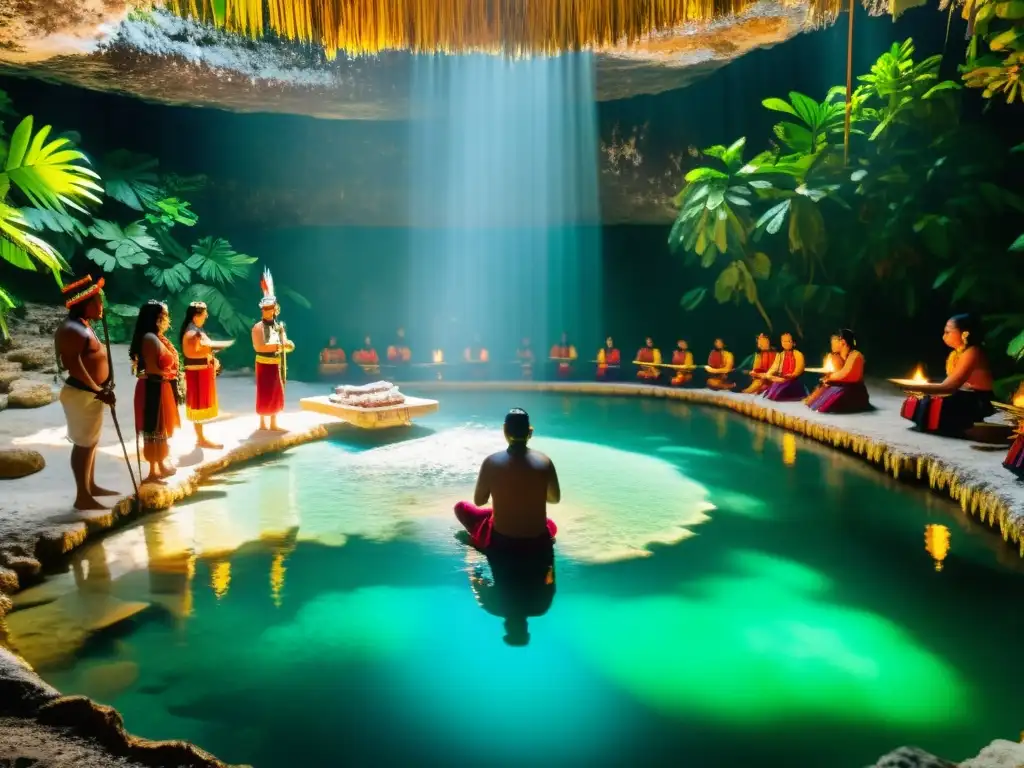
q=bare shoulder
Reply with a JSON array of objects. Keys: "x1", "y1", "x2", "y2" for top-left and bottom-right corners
[
  {"x1": 528, "y1": 448, "x2": 553, "y2": 467},
  {"x1": 55, "y1": 319, "x2": 86, "y2": 347}
]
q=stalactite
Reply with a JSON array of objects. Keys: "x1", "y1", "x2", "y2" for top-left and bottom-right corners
[{"x1": 157, "y1": 0, "x2": 844, "y2": 56}]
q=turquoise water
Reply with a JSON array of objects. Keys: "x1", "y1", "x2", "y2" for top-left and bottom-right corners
[{"x1": 7, "y1": 392, "x2": 1024, "y2": 767}]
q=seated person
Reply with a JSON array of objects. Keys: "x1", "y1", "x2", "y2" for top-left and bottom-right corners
[
  {"x1": 464, "y1": 334, "x2": 490, "y2": 363},
  {"x1": 635, "y1": 337, "x2": 662, "y2": 381},
  {"x1": 763, "y1": 332, "x2": 808, "y2": 401},
  {"x1": 386, "y1": 327, "x2": 412, "y2": 364},
  {"x1": 549, "y1": 332, "x2": 577, "y2": 378},
  {"x1": 900, "y1": 314, "x2": 994, "y2": 437},
  {"x1": 670, "y1": 339, "x2": 694, "y2": 387},
  {"x1": 806, "y1": 328, "x2": 871, "y2": 413},
  {"x1": 454, "y1": 408, "x2": 559, "y2": 552},
  {"x1": 319, "y1": 337, "x2": 347, "y2": 375},
  {"x1": 742, "y1": 333, "x2": 777, "y2": 394},
  {"x1": 517, "y1": 337, "x2": 535, "y2": 379},
  {"x1": 805, "y1": 334, "x2": 844, "y2": 404},
  {"x1": 705, "y1": 338, "x2": 735, "y2": 390},
  {"x1": 596, "y1": 336, "x2": 621, "y2": 380},
  {"x1": 352, "y1": 335, "x2": 380, "y2": 374}
]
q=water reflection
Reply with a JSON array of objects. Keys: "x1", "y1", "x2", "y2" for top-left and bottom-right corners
[
  {"x1": 467, "y1": 544, "x2": 557, "y2": 647},
  {"x1": 782, "y1": 433, "x2": 797, "y2": 467},
  {"x1": 925, "y1": 524, "x2": 951, "y2": 572}
]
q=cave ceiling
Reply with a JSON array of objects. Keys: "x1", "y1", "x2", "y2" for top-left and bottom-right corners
[{"x1": 0, "y1": 0, "x2": 821, "y2": 226}]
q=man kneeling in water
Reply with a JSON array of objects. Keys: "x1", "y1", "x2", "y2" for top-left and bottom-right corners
[{"x1": 454, "y1": 408, "x2": 560, "y2": 552}]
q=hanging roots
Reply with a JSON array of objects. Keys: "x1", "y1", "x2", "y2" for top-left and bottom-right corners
[{"x1": 156, "y1": 0, "x2": 844, "y2": 57}]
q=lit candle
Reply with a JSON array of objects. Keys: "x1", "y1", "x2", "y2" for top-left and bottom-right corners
[
  {"x1": 910, "y1": 365, "x2": 927, "y2": 384},
  {"x1": 822, "y1": 355, "x2": 834, "y2": 373},
  {"x1": 433, "y1": 349, "x2": 444, "y2": 364}
]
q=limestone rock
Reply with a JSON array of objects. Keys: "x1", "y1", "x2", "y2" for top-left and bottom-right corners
[
  {"x1": 0, "y1": 648, "x2": 60, "y2": 716},
  {"x1": 0, "y1": 554, "x2": 42, "y2": 581},
  {"x1": 34, "y1": 524, "x2": 88, "y2": 562},
  {"x1": 0, "y1": 566, "x2": 18, "y2": 594},
  {"x1": 6, "y1": 381, "x2": 55, "y2": 408},
  {"x1": 0, "y1": 366, "x2": 22, "y2": 392},
  {"x1": 5, "y1": 346, "x2": 55, "y2": 371},
  {"x1": 0, "y1": 393, "x2": 8, "y2": 410},
  {"x1": 0, "y1": 593, "x2": 11, "y2": 618},
  {"x1": 960, "y1": 739, "x2": 1024, "y2": 767},
  {"x1": 0, "y1": 449, "x2": 46, "y2": 479}
]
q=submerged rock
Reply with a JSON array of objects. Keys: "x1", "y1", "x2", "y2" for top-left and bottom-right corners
[
  {"x1": 960, "y1": 739, "x2": 1024, "y2": 767},
  {"x1": 869, "y1": 746, "x2": 954, "y2": 767},
  {"x1": 0, "y1": 449, "x2": 46, "y2": 479}
]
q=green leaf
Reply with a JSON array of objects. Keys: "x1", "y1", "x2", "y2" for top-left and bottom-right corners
[
  {"x1": 145, "y1": 262, "x2": 193, "y2": 293},
  {"x1": 1007, "y1": 329, "x2": 1024, "y2": 360},
  {"x1": 19, "y1": 206, "x2": 89, "y2": 242},
  {"x1": 186, "y1": 283, "x2": 253, "y2": 337},
  {"x1": 87, "y1": 219, "x2": 159, "y2": 269},
  {"x1": 109, "y1": 303, "x2": 140, "y2": 317},
  {"x1": 184, "y1": 237, "x2": 256, "y2": 285},
  {"x1": 1009, "y1": 232, "x2": 1024, "y2": 252},
  {"x1": 788, "y1": 92, "x2": 821, "y2": 129},
  {"x1": 714, "y1": 263, "x2": 741, "y2": 303},
  {"x1": 756, "y1": 200, "x2": 790, "y2": 235},
  {"x1": 994, "y1": 1, "x2": 1024, "y2": 19},
  {"x1": 144, "y1": 197, "x2": 198, "y2": 228},
  {"x1": 932, "y1": 266, "x2": 957, "y2": 288},
  {"x1": 0, "y1": 90, "x2": 15, "y2": 117},
  {"x1": 748, "y1": 252, "x2": 771, "y2": 280},
  {"x1": 680, "y1": 286, "x2": 707, "y2": 311},
  {"x1": 279, "y1": 285, "x2": 312, "y2": 310},
  {"x1": 99, "y1": 150, "x2": 160, "y2": 211},
  {"x1": 762, "y1": 97, "x2": 798, "y2": 116},
  {"x1": 0, "y1": 200, "x2": 69, "y2": 274},
  {"x1": 2, "y1": 116, "x2": 103, "y2": 214},
  {"x1": 952, "y1": 274, "x2": 978, "y2": 302},
  {"x1": 684, "y1": 167, "x2": 728, "y2": 183}
]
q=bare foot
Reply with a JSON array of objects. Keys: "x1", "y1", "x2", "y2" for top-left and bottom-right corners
[
  {"x1": 197, "y1": 440, "x2": 224, "y2": 450},
  {"x1": 90, "y1": 485, "x2": 120, "y2": 496},
  {"x1": 269, "y1": 426, "x2": 287, "y2": 433},
  {"x1": 159, "y1": 466, "x2": 177, "y2": 478},
  {"x1": 142, "y1": 475, "x2": 166, "y2": 485},
  {"x1": 74, "y1": 496, "x2": 109, "y2": 511}
]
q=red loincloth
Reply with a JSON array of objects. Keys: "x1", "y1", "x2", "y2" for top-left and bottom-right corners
[
  {"x1": 256, "y1": 361, "x2": 285, "y2": 416},
  {"x1": 185, "y1": 364, "x2": 218, "y2": 422}
]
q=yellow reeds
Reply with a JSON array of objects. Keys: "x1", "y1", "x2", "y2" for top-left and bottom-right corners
[{"x1": 157, "y1": 0, "x2": 843, "y2": 56}]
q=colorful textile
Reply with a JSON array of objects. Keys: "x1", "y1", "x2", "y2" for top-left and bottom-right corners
[
  {"x1": 901, "y1": 389, "x2": 994, "y2": 436},
  {"x1": 806, "y1": 381, "x2": 871, "y2": 413},
  {"x1": 454, "y1": 501, "x2": 557, "y2": 551}
]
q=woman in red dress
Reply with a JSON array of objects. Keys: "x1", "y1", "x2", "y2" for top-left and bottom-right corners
[
  {"x1": 179, "y1": 301, "x2": 227, "y2": 450},
  {"x1": 130, "y1": 301, "x2": 181, "y2": 484}
]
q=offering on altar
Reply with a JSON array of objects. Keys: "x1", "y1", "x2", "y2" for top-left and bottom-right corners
[
  {"x1": 889, "y1": 365, "x2": 931, "y2": 390},
  {"x1": 331, "y1": 381, "x2": 406, "y2": 409}
]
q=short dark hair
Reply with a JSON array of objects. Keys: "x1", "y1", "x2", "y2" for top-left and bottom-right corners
[
  {"x1": 949, "y1": 313, "x2": 981, "y2": 347},
  {"x1": 504, "y1": 408, "x2": 530, "y2": 440}
]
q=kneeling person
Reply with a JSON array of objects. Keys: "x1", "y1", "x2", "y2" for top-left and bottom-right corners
[{"x1": 455, "y1": 408, "x2": 559, "y2": 552}]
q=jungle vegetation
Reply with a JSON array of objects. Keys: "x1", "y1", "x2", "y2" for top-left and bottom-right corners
[
  {"x1": 669, "y1": 38, "x2": 1024, "y2": 386},
  {"x1": 0, "y1": 87, "x2": 308, "y2": 362}
]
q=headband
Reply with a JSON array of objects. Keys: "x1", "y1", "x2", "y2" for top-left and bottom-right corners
[{"x1": 63, "y1": 275, "x2": 105, "y2": 309}]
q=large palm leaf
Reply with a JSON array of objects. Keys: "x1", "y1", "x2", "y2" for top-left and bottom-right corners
[
  {"x1": 2, "y1": 116, "x2": 103, "y2": 214},
  {"x1": 0, "y1": 201, "x2": 70, "y2": 274}
]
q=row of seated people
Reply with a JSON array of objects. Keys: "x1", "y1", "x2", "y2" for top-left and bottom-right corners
[{"x1": 319, "y1": 314, "x2": 1019, "y2": 474}]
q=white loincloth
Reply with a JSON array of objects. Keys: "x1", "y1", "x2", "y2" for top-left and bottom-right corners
[{"x1": 60, "y1": 385, "x2": 105, "y2": 447}]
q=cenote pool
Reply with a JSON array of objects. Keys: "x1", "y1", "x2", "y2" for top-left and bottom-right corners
[{"x1": 5, "y1": 392, "x2": 1023, "y2": 767}]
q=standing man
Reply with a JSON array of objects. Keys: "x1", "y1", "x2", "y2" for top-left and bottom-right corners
[
  {"x1": 251, "y1": 268, "x2": 294, "y2": 432},
  {"x1": 54, "y1": 275, "x2": 118, "y2": 511}
]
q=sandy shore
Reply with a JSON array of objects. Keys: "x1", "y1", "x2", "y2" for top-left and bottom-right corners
[{"x1": 3, "y1": 355, "x2": 1024, "y2": 768}]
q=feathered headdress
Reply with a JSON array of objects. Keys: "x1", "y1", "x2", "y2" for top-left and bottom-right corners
[
  {"x1": 62, "y1": 274, "x2": 105, "y2": 309},
  {"x1": 259, "y1": 267, "x2": 277, "y2": 309}
]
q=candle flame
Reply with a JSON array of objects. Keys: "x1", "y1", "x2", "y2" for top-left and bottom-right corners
[
  {"x1": 822, "y1": 355, "x2": 835, "y2": 373},
  {"x1": 1012, "y1": 381, "x2": 1024, "y2": 408},
  {"x1": 433, "y1": 349, "x2": 444, "y2": 364},
  {"x1": 910, "y1": 366, "x2": 927, "y2": 384},
  {"x1": 924, "y1": 524, "x2": 950, "y2": 572}
]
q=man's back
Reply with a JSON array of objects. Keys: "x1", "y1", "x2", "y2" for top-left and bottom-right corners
[{"x1": 479, "y1": 447, "x2": 559, "y2": 539}]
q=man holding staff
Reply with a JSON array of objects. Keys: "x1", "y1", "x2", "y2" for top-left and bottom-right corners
[
  {"x1": 54, "y1": 275, "x2": 119, "y2": 510},
  {"x1": 251, "y1": 268, "x2": 294, "y2": 432}
]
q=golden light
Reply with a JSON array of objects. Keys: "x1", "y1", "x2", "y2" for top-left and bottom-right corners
[
  {"x1": 159, "y1": 0, "x2": 842, "y2": 57},
  {"x1": 910, "y1": 366, "x2": 927, "y2": 384},
  {"x1": 822, "y1": 355, "x2": 835, "y2": 373},
  {"x1": 211, "y1": 560, "x2": 232, "y2": 599},
  {"x1": 271, "y1": 552, "x2": 287, "y2": 608},
  {"x1": 782, "y1": 433, "x2": 797, "y2": 466},
  {"x1": 1012, "y1": 381, "x2": 1024, "y2": 408},
  {"x1": 433, "y1": 349, "x2": 444, "y2": 364},
  {"x1": 924, "y1": 524, "x2": 950, "y2": 572}
]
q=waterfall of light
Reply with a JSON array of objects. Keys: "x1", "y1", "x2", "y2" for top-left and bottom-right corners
[{"x1": 408, "y1": 53, "x2": 602, "y2": 360}]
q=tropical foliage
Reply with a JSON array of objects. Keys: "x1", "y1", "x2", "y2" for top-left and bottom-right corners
[
  {"x1": 958, "y1": 0, "x2": 1024, "y2": 103},
  {"x1": 0, "y1": 87, "x2": 308, "y2": 352},
  {"x1": 669, "y1": 39, "x2": 1024, "y2": 352}
]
